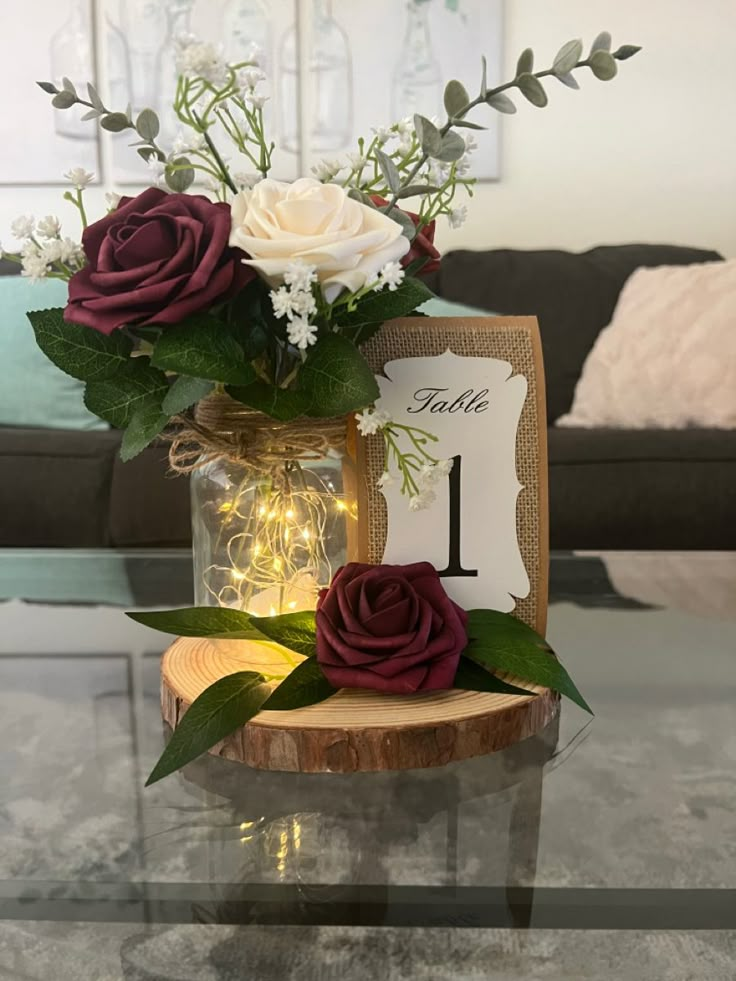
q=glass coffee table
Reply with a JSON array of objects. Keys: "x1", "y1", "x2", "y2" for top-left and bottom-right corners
[{"x1": 0, "y1": 550, "x2": 734, "y2": 979}]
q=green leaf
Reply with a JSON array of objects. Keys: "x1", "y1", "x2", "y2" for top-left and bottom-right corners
[
  {"x1": 516, "y1": 47, "x2": 534, "y2": 76},
  {"x1": 51, "y1": 91, "x2": 76, "y2": 110},
  {"x1": 37, "y1": 81, "x2": 58, "y2": 95},
  {"x1": 166, "y1": 158, "x2": 195, "y2": 192},
  {"x1": 516, "y1": 73, "x2": 549, "y2": 107},
  {"x1": 61, "y1": 76, "x2": 76, "y2": 95},
  {"x1": 162, "y1": 376, "x2": 214, "y2": 415},
  {"x1": 452, "y1": 119, "x2": 487, "y2": 131},
  {"x1": 434, "y1": 132, "x2": 466, "y2": 163},
  {"x1": 395, "y1": 184, "x2": 440, "y2": 199},
  {"x1": 136, "y1": 108, "x2": 160, "y2": 141},
  {"x1": 300, "y1": 334, "x2": 379, "y2": 417},
  {"x1": 453, "y1": 657, "x2": 537, "y2": 698},
  {"x1": 337, "y1": 277, "x2": 434, "y2": 335},
  {"x1": 553, "y1": 39, "x2": 583, "y2": 76},
  {"x1": 146, "y1": 671, "x2": 270, "y2": 785},
  {"x1": 226, "y1": 381, "x2": 309, "y2": 422},
  {"x1": 556, "y1": 72, "x2": 580, "y2": 90},
  {"x1": 464, "y1": 610, "x2": 592, "y2": 714},
  {"x1": 249, "y1": 611, "x2": 317, "y2": 658},
  {"x1": 262, "y1": 658, "x2": 336, "y2": 711},
  {"x1": 151, "y1": 315, "x2": 256, "y2": 386},
  {"x1": 126, "y1": 606, "x2": 268, "y2": 641},
  {"x1": 589, "y1": 50, "x2": 618, "y2": 81},
  {"x1": 590, "y1": 31, "x2": 612, "y2": 55},
  {"x1": 381, "y1": 205, "x2": 416, "y2": 241},
  {"x1": 414, "y1": 113, "x2": 442, "y2": 155},
  {"x1": 28, "y1": 308, "x2": 133, "y2": 382},
  {"x1": 480, "y1": 55, "x2": 488, "y2": 98},
  {"x1": 444, "y1": 79, "x2": 469, "y2": 117},
  {"x1": 100, "y1": 112, "x2": 130, "y2": 132},
  {"x1": 486, "y1": 92, "x2": 517, "y2": 114},
  {"x1": 120, "y1": 399, "x2": 169, "y2": 461},
  {"x1": 81, "y1": 108, "x2": 101, "y2": 121},
  {"x1": 613, "y1": 44, "x2": 642, "y2": 61},
  {"x1": 375, "y1": 149, "x2": 400, "y2": 194},
  {"x1": 87, "y1": 82, "x2": 105, "y2": 111},
  {"x1": 84, "y1": 359, "x2": 168, "y2": 428}
]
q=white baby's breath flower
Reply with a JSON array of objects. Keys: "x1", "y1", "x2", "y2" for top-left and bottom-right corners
[
  {"x1": 377, "y1": 471, "x2": 395, "y2": 490},
  {"x1": 245, "y1": 91, "x2": 269, "y2": 110},
  {"x1": 172, "y1": 130, "x2": 205, "y2": 156},
  {"x1": 284, "y1": 261, "x2": 318, "y2": 292},
  {"x1": 426, "y1": 161, "x2": 449, "y2": 186},
  {"x1": 310, "y1": 158, "x2": 341, "y2": 181},
  {"x1": 371, "y1": 125, "x2": 395, "y2": 145},
  {"x1": 454, "y1": 156, "x2": 471, "y2": 177},
  {"x1": 287, "y1": 316, "x2": 318, "y2": 350},
  {"x1": 40, "y1": 240, "x2": 63, "y2": 264},
  {"x1": 270, "y1": 286, "x2": 295, "y2": 320},
  {"x1": 447, "y1": 205, "x2": 468, "y2": 229},
  {"x1": 396, "y1": 116, "x2": 414, "y2": 136},
  {"x1": 246, "y1": 43, "x2": 265, "y2": 67},
  {"x1": 409, "y1": 487, "x2": 437, "y2": 512},
  {"x1": 146, "y1": 156, "x2": 167, "y2": 187},
  {"x1": 175, "y1": 38, "x2": 228, "y2": 86},
  {"x1": 203, "y1": 175, "x2": 223, "y2": 193},
  {"x1": 238, "y1": 67, "x2": 265, "y2": 91},
  {"x1": 290, "y1": 290, "x2": 317, "y2": 318},
  {"x1": 233, "y1": 171, "x2": 261, "y2": 191},
  {"x1": 21, "y1": 253, "x2": 49, "y2": 282},
  {"x1": 417, "y1": 463, "x2": 438, "y2": 486},
  {"x1": 36, "y1": 215, "x2": 61, "y2": 239},
  {"x1": 378, "y1": 260, "x2": 405, "y2": 292},
  {"x1": 59, "y1": 237, "x2": 83, "y2": 264},
  {"x1": 346, "y1": 151, "x2": 366, "y2": 169},
  {"x1": 11, "y1": 215, "x2": 35, "y2": 240},
  {"x1": 463, "y1": 133, "x2": 479, "y2": 154},
  {"x1": 434, "y1": 458, "x2": 454, "y2": 477},
  {"x1": 64, "y1": 167, "x2": 95, "y2": 190},
  {"x1": 105, "y1": 191, "x2": 122, "y2": 210},
  {"x1": 355, "y1": 408, "x2": 391, "y2": 436},
  {"x1": 397, "y1": 132, "x2": 413, "y2": 155},
  {"x1": 21, "y1": 239, "x2": 40, "y2": 258}
]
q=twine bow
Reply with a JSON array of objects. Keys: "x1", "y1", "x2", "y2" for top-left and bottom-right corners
[{"x1": 167, "y1": 394, "x2": 347, "y2": 475}]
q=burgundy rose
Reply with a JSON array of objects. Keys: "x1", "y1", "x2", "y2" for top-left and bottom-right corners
[
  {"x1": 371, "y1": 196, "x2": 441, "y2": 275},
  {"x1": 316, "y1": 562, "x2": 467, "y2": 694},
  {"x1": 65, "y1": 188, "x2": 254, "y2": 335}
]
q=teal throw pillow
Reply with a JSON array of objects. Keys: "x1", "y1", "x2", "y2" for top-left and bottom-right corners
[{"x1": 0, "y1": 276, "x2": 108, "y2": 430}]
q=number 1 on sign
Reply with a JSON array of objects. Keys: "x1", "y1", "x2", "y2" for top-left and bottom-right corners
[{"x1": 437, "y1": 456, "x2": 478, "y2": 578}]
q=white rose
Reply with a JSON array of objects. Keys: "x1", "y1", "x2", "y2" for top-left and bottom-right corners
[{"x1": 229, "y1": 177, "x2": 410, "y2": 302}]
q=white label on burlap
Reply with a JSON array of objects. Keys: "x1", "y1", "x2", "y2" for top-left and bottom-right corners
[{"x1": 376, "y1": 350, "x2": 529, "y2": 612}]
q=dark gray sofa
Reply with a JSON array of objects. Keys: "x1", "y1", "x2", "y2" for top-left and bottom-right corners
[{"x1": 2, "y1": 244, "x2": 734, "y2": 550}]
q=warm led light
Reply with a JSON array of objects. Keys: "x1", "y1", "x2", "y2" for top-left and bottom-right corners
[
  {"x1": 285, "y1": 509, "x2": 295, "y2": 519},
  {"x1": 302, "y1": 528, "x2": 310, "y2": 540},
  {"x1": 218, "y1": 502, "x2": 233, "y2": 513},
  {"x1": 335, "y1": 500, "x2": 347, "y2": 512},
  {"x1": 258, "y1": 506, "x2": 266, "y2": 517},
  {"x1": 273, "y1": 557, "x2": 282, "y2": 571},
  {"x1": 267, "y1": 510, "x2": 277, "y2": 520},
  {"x1": 269, "y1": 605, "x2": 277, "y2": 617},
  {"x1": 232, "y1": 570, "x2": 247, "y2": 581},
  {"x1": 288, "y1": 601, "x2": 297, "y2": 609}
]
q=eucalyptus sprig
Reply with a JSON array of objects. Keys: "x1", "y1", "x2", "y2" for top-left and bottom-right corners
[{"x1": 341, "y1": 32, "x2": 641, "y2": 231}]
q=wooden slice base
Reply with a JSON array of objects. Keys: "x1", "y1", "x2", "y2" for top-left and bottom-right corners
[{"x1": 161, "y1": 637, "x2": 560, "y2": 773}]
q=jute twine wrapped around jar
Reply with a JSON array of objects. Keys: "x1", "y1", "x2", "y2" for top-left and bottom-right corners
[{"x1": 167, "y1": 393, "x2": 348, "y2": 475}]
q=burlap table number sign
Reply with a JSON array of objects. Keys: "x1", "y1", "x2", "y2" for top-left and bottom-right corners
[{"x1": 356, "y1": 317, "x2": 549, "y2": 634}]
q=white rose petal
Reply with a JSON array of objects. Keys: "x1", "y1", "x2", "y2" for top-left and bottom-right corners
[{"x1": 230, "y1": 177, "x2": 410, "y2": 302}]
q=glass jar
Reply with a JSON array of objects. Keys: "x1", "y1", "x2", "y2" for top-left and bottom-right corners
[{"x1": 191, "y1": 449, "x2": 357, "y2": 618}]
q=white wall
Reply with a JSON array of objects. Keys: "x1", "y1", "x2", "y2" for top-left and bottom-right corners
[
  {"x1": 435, "y1": 0, "x2": 736, "y2": 257},
  {"x1": 1, "y1": 0, "x2": 734, "y2": 258}
]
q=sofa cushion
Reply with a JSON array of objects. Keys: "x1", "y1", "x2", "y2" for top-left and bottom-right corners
[
  {"x1": 426, "y1": 244, "x2": 723, "y2": 422},
  {"x1": 0, "y1": 427, "x2": 119, "y2": 546},
  {"x1": 109, "y1": 443, "x2": 191, "y2": 547},
  {"x1": 548, "y1": 427, "x2": 736, "y2": 549}
]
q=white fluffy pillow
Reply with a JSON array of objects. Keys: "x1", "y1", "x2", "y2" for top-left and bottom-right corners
[{"x1": 557, "y1": 259, "x2": 736, "y2": 429}]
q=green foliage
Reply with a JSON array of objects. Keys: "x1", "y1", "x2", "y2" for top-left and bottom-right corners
[
  {"x1": 444, "y1": 79, "x2": 470, "y2": 118},
  {"x1": 376, "y1": 149, "x2": 401, "y2": 194},
  {"x1": 516, "y1": 73, "x2": 549, "y2": 108},
  {"x1": 486, "y1": 93, "x2": 517, "y2": 114},
  {"x1": 151, "y1": 314, "x2": 256, "y2": 385},
  {"x1": 590, "y1": 31, "x2": 612, "y2": 55},
  {"x1": 84, "y1": 358, "x2": 168, "y2": 429},
  {"x1": 226, "y1": 382, "x2": 309, "y2": 421},
  {"x1": 166, "y1": 157, "x2": 195, "y2": 192},
  {"x1": 249, "y1": 611, "x2": 318, "y2": 658},
  {"x1": 127, "y1": 606, "x2": 268, "y2": 641},
  {"x1": 145, "y1": 671, "x2": 271, "y2": 785},
  {"x1": 261, "y1": 658, "x2": 336, "y2": 711},
  {"x1": 120, "y1": 400, "x2": 169, "y2": 461},
  {"x1": 300, "y1": 334, "x2": 380, "y2": 417},
  {"x1": 100, "y1": 112, "x2": 129, "y2": 132},
  {"x1": 136, "y1": 108, "x2": 160, "y2": 141},
  {"x1": 553, "y1": 39, "x2": 584, "y2": 76},
  {"x1": 589, "y1": 50, "x2": 618, "y2": 81},
  {"x1": 28, "y1": 308, "x2": 132, "y2": 382},
  {"x1": 162, "y1": 376, "x2": 214, "y2": 415},
  {"x1": 464, "y1": 610, "x2": 592, "y2": 713},
  {"x1": 434, "y1": 132, "x2": 466, "y2": 162},
  {"x1": 453, "y1": 657, "x2": 537, "y2": 697},
  {"x1": 516, "y1": 48, "x2": 534, "y2": 76},
  {"x1": 414, "y1": 114, "x2": 442, "y2": 156},
  {"x1": 613, "y1": 44, "x2": 642, "y2": 61}
]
